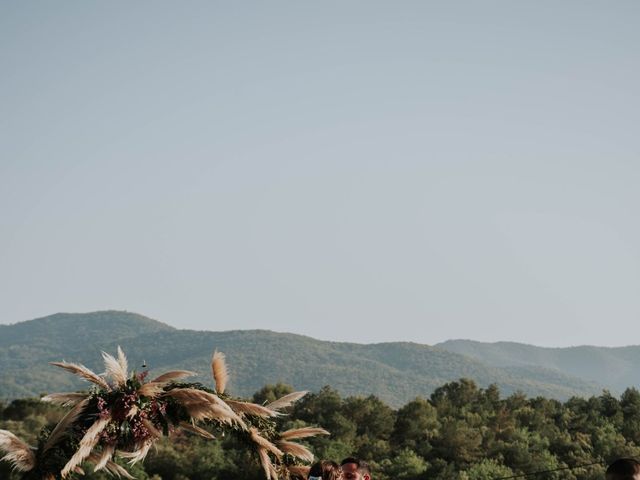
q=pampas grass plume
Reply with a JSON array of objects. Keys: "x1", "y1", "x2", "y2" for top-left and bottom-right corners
[
  {"x1": 211, "y1": 351, "x2": 229, "y2": 394},
  {"x1": 280, "y1": 427, "x2": 330, "y2": 440},
  {"x1": 49, "y1": 361, "x2": 111, "y2": 391},
  {"x1": 0, "y1": 429, "x2": 36, "y2": 472},
  {"x1": 267, "y1": 391, "x2": 308, "y2": 411},
  {"x1": 150, "y1": 370, "x2": 196, "y2": 383}
]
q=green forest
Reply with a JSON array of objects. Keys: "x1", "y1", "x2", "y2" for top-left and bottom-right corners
[{"x1": 2, "y1": 379, "x2": 639, "y2": 480}]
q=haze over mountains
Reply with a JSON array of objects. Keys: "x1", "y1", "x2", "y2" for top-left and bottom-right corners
[{"x1": 0, "y1": 311, "x2": 636, "y2": 406}]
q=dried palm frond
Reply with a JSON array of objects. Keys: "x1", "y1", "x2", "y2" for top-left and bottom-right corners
[
  {"x1": 179, "y1": 422, "x2": 215, "y2": 439},
  {"x1": 87, "y1": 451, "x2": 134, "y2": 480},
  {"x1": 266, "y1": 391, "x2": 308, "y2": 411},
  {"x1": 287, "y1": 465, "x2": 311, "y2": 479},
  {"x1": 119, "y1": 441, "x2": 152, "y2": 465},
  {"x1": 150, "y1": 370, "x2": 196, "y2": 383},
  {"x1": 137, "y1": 382, "x2": 164, "y2": 398},
  {"x1": 164, "y1": 388, "x2": 246, "y2": 428},
  {"x1": 41, "y1": 392, "x2": 88, "y2": 407},
  {"x1": 102, "y1": 350, "x2": 128, "y2": 387},
  {"x1": 269, "y1": 461, "x2": 280, "y2": 480},
  {"x1": 142, "y1": 419, "x2": 163, "y2": 439},
  {"x1": 209, "y1": 405, "x2": 245, "y2": 427},
  {"x1": 279, "y1": 427, "x2": 329, "y2": 440},
  {"x1": 257, "y1": 447, "x2": 274, "y2": 480},
  {"x1": 126, "y1": 405, "x2": 139, "y2": 419},
  {"x1": 207, "y1": 394, "x2": 248, "y2": 428},
  {"x1": 181, "y1": 402, "x2": 231, "y2": 422},
  {"x1": 226, "y1": 400, "x2": 280, "y2": 418},
  {"x1": 0, "y1": 430, "x2": 36, "y2": 472},
  {"x1": 211, "y1": 351, "x2": 229, "y2": 394},
  {"x1": 61, "y1": 416, "x2": 111, "y2": 478},
  {"x1": 43, "y1": 398, "x2": 89, "y2": 453},
  {"x1": 92, "y1": 444, "x2": 115, "y2": 472},
  {"x1": 275, "y1": 440, "x2": 314, "y2": 462},
  {"x1": 50, "y1": 361, "x2": 111, "y2": 391},
  {"x1": 105, "y1": 459, "x2": 136, "y2": 479},
  {"x1": 163, "y1": 387, "x2": 214, "y2": 405},
  {"x1": 250, "y1": 428, "x2": 283, "y2": 457}
]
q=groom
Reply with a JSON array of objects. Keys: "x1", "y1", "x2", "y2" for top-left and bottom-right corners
[
  {"x1": 340, "y1": 457, "x2": 371, "y2": 480},
  {"x1": 607, "y1": 458, "x2": 640, "y2": 480}
]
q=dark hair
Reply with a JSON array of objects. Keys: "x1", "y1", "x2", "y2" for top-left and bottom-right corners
[
  {"x1": 607, "y1": 458, "x2": 640, "y2": 480},
  {"x1": 309, "y1": 460, "x2": 340, "y2": 480},
  {"x1": 340, "y1": 457, "x2": 371, "y2": 475}
]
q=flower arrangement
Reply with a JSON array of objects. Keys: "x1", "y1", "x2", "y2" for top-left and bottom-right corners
[{"x1": 0, "y1": 348, "x2": 327, "y2": 480}]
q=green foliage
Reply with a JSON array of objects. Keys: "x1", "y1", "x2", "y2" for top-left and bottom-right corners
[
  {"x1": 5, "y1": 380, "x2": 640, "y2": 480},
  {"x1": 458, "y1": 458, "x2": 512, "y2": 480},
  {"x1": 379, "y1": 448, "x2": 428, "y2": 479},
  {"x1": 4, "y1": 314, "x2": 640, "y2": 480},
  {"x1": 145, "y1": 436, "x2": 244, "y2": 480},
  {"x1": 252, "y1": 383, "x2": 294, "y2": 404}
]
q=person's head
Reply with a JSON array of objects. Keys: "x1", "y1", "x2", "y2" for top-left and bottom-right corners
[
  {"x1": 607, "y1": 458, "x2": 640, "y2": 480},
  {"x1": 340, "y1": 457, "x2": 371, "y2": 480},
  {"x1": 308, "y1": 460, "x2": 340, "y2": 480}
]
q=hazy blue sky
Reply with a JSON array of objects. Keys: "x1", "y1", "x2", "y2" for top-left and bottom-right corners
[{"x1": 2, "y1": 1, "x2": 639, "y2": 346}]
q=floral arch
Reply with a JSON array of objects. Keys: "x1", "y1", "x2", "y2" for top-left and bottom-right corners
[{"x1": 0, "y1": 348, "x2": 327, "y2": 480}]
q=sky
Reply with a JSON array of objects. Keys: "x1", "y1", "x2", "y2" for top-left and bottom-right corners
[{"x1": 1, "y1": 1, "x2": 639, "y2": 347}]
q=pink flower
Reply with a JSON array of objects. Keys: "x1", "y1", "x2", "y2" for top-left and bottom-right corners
[{"x1": 97, "y1": 397, "x2": 110, "y2": 419}]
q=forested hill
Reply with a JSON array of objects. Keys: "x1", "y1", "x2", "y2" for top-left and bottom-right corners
[
  {"x1": 436, "y1": 339, "x2": 640, "y2": 394},
  {"x1": 0, "y1": 311, "x2": 617, "y2": 405}
]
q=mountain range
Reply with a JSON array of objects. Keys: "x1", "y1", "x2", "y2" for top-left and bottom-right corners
[{"x1": 0, "y1": 311, "x2": 636, "y2": 406}]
